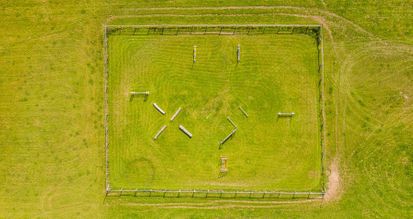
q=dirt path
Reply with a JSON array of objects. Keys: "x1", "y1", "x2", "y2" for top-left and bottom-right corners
[{"x1": 324, "y1": 159, "x2": 340, "y2": 201}]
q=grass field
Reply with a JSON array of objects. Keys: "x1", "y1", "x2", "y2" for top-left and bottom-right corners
[
  {"x1": 108, "y1": 32, "x2": 322, "y2": 191},
  {"x1": 0, "y1": 1, "x2": 412, "y2": 218}
]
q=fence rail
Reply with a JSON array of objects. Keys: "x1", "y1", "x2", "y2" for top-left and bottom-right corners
[
  {"x1": 107, "y1": 188, "x2": 325, "y2": 199},
  {"x1": 316, "y1": 27, "x2": 327, "y2": 193},
  {"x1": 106, "y1": 24, "x2": 320, "y2": 36},
  {"x1": 103, "y1": 25, "x2": 110, "y2": 192}
]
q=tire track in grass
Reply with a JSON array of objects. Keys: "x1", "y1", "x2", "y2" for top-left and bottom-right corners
[
  {"x1": 338, "y1": 40, "x2": 413, "y2": 215},
  {"x1": 110, "y1": 6, "x2": 374, "y2": 37},
  {"x1": 341, "y1": 43, "x2": 413, "y2": 141},
  {"x1": 119, "y1": 198, "x2": 320, "y2": 209}
]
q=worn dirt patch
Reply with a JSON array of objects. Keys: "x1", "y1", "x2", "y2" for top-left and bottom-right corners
[{"x1": 324, "y1": 160, "x2": 341, "y2": 201}]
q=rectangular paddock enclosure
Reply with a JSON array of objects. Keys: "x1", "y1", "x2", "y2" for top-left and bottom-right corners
[{"x1": 104, "y1": 25, "x2": 326, "y2": 199}]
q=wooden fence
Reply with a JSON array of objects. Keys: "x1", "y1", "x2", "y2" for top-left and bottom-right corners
[
  {"x1": 105, "y1": 24, "x2": 321, "y2": 36},
  {"x1": 316, "y1": 27, "x2": 327, "y2": 193},
  {"x1": 107, "y1": 188, "x2": 325, "y2": 200},
  {"x1": 103, "y1": 25, "x2": 110, "y2": 192},
  {"x1": 103, "y1": 24, "x2": 326, "y2": 199}
]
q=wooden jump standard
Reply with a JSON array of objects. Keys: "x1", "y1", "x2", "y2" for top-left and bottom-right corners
[
  {"x1": 193, "y1": 45, "x2": 197, "y2": 63},
  {"x1": 237, "y1": 44, "x2": 241, "y2": 63},
  {"x1": 277, "y1": 112, "x2": 295, "y2": 117},
  {"x1": 130, "y1": 91, "x2": 149, "y2": 96}
]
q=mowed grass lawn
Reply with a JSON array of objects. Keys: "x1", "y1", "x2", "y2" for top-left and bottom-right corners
[{"x1": 108, "y1": 33, "x2": 322, "y2": 191}]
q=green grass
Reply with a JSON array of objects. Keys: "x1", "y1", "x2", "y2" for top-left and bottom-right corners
[
  {"x1": 108, "y1": 33, "x2": 322, "y2": 191},
  {"x1": 0, "y1": 1, "x2": 412, "y2": 218}
]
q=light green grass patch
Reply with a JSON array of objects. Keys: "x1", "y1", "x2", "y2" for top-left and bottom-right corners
[{"x1": 108, "y1": 33, "x2": 322, "y2": 191}]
